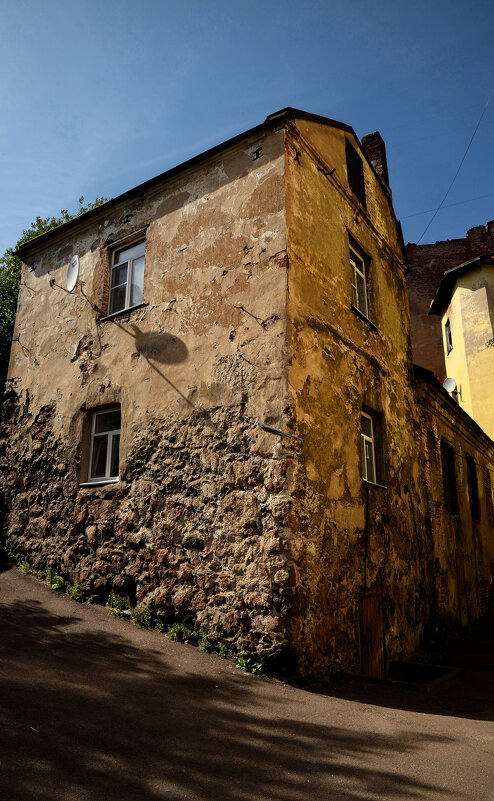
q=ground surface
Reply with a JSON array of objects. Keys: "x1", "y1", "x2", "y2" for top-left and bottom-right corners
[{"x1": 1, "y1": 563, "x2": 494, "y2": 801}]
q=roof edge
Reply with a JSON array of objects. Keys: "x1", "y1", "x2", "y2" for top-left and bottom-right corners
[{"x1": 16, "y1": 107, "x2": 359, "y2": 258}]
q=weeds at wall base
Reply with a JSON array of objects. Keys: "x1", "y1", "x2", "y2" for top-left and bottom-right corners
[{"x1": 1, "y1": 545, "x2": 264, "y2": 675}]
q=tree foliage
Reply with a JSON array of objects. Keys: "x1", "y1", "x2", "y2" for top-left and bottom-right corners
[{"x1": 0, "y1": 196, "x2": 107, "y2": 389}]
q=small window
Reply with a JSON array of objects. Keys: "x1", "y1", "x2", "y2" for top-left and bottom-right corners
[
  {"x1": 350, "y1": 246, "x2": 369, "y2": 318},
  {"x1": 88, "y1": 407, "x2": 121, "y2": 483},
  {"x1": 445, "y1": 319, "x2": 453, "y2": 354},
  {"x1": 108, "y1": 239, "x2": 145, "y2": 315},
  {"x1": 346, "y1": 138, "x2": 366, "y2": 208},
  {"x1": 440, "y1": 439, "x2": 458, "y2": 513},
  {"x1": 466, "y1": 457, "x2": 481, "y2": 522},
  {"x1": 361, "y1": 411, "x2": 376, "y2": 483}
]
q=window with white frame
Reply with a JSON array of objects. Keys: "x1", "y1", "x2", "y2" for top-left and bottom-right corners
[
  {"x1": 88, "y1": 407, "x2": 121, "y2": 483},
  {"x1": 361, "y1": 411, "x2": 376, "y2": 484},
  {"x1": 350, "y1": 247, "x2": 369, "y2": 317},
  {"x1": 108, "y1": 239, "x2": 145, "y2": 315}
]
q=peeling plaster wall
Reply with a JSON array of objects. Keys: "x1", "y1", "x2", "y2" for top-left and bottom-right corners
[
  {"x1": 2, "y1": 126, "x2": 295, "y2": 665},
  {"x1": 284, "y1": 117, "x2": 431, "y2": 675},
  {"x1": 416, "y1": 378, "x2": 494, "y2": 629}
]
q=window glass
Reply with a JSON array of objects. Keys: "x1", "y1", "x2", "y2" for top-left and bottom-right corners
[
  {"x1": 361, "y1": 412, "x2": 376, "y2": 484},
  {"x1": 95, "y1": 409, "x2": 121, "y2": 434},
  {"x1": 109, "y1": 286, "x2": 127, "y2": 315},
  {"x1": 111, "y1": 264, "x2": 128, "y2": 288},
  {"x1": 350, "y1": 247, "x2": 369, "y2": 318},
  {"x1": 88, "y1": 407, "x2": 121, "y2": 483},
  {"x1": 91, "y1": 437, "x2": 108, "y2": 478},
  {"x1": 114, "y1": 240, "x2": 145, "y2": 264},
  {"x1": 110, "y1": 434, "x2": 120, "y2": 478},
  {"x1": 130, "y1": 255, "x2": 145, "y2": 306},
  {"x1": 108, "y1": 239, "x2": 145, "y2": 314}
]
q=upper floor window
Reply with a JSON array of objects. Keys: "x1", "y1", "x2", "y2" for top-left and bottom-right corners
[
  {"x1": 108, "y1": 240, "x2": 145, "y2": 315},
  {"x1": 345, "y1": 138, "x2": 366, "y2": 208},
  {"x1": 466, "y1": 456, "x2": 481, "y2": 522},
  {"x1": 350, "y1": 246, "x2": 369, "y2": 318},
  {"x1": 88, "y1": 407, "x2": 121, "y2": 483},
  {"x1": 445, "y1": 319, "x2": 453, "y2": 354},
  {"x1": 440, "y1": 439, "x2": 458, "y2": 513}
]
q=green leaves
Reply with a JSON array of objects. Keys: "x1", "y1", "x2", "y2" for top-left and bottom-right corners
[{"x1": 0, "y1": 196, "x2": 108, "y2": 389}]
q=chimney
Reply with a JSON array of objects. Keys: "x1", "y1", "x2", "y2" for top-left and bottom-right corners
[{"x1": 361, "y1": 132, "x2": 390, "y2": 187}]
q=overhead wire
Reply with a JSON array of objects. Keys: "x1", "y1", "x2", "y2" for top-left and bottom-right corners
[
  {"x1": 401, "y1": 191, "x2": 494, "y2": 220},
  {"x1": 417, "y1": 87, "x2": 494, "y2": 243}
]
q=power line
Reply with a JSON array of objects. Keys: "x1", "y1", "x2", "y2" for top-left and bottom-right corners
[
  {"x1": 401, "y1": 191, "x2": 494, "y2": 220},
  {"x1": 417, "y1": 88, "x2": 494, "y2": 244}
]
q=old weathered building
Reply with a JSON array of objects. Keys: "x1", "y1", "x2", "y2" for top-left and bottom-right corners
[
  {"x1": 415, "y1": 366, "x2": 494, "y2": 631},
  {"x1": 2, "y1": 108, "x2": 493, "y2": 677}
]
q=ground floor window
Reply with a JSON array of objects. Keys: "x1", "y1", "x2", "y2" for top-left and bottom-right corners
[
  {"x1": 88, "y1": 407, "x2": 121, "y2": 482},
  {"x1": 361, "y1": 411, "x2": 376, "y2": 484}
]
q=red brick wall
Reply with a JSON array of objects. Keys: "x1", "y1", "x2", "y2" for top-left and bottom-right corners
[{"x1": 406, "y1": 221, "x2": 494, "y2": 380}]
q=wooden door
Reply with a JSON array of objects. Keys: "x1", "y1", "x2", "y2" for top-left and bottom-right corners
[{"x1": 360, "y1": 589, "x2": 385, "y2": 678}]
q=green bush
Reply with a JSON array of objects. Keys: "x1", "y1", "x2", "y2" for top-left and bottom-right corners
[{"x1": 18, "y1": 560, "x2": 32, "y2": 575}]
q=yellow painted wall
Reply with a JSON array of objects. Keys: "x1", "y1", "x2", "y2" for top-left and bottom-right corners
[
  {"x1": 442, "y1": 265, "x2": 494, "y2": 439},
  {"x1": 284, "y1": 116, "x2": 430, "y2": 674}
]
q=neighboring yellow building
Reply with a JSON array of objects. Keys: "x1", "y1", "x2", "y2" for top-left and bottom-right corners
[{"x1": 429, "y1": 255, "x2": 494, "y2": 440}]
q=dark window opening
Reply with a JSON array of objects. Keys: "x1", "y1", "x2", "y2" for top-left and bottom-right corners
[
  {"x1": 467, "y1": 457, "x2": 481, "y2": 522},
  {"x1": 346, "y1": 138, "x2": 366, "y2": 208},
  {"x1": 441, "y1": 439, "x2": 458, "y2": 514}
]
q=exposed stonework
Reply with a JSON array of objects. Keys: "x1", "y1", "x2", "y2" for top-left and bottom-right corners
[{"x1": 0, "y1": 386, "x2": 295, "y2": 665}]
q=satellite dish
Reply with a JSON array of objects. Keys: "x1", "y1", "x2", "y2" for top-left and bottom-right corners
[
  {"x1": 66, "y1": 255, "x2": 79, "y2": 292},
  {"x1": 443, "y1": 377, "x2": 456, "y2": 393}
]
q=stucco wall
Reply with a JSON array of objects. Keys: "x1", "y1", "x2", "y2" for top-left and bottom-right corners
[
  {"x1": 283, "y1": 117, "x2": 431, "y2": 675},
  {"x1": 1, "y1": 125, "x2": 296, "y2": 666}
]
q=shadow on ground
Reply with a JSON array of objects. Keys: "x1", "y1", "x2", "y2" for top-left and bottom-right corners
[
  {"x1": 0, "y1": 581, "x2": 454, "y2": 801},
  {"x1": 307, "y1": 617, "x2": 494, "y2": 722}
]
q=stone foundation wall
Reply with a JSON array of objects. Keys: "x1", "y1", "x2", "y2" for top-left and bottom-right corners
[{"x1": 0, "y1": 386, "x2": 295, "y2": 668}]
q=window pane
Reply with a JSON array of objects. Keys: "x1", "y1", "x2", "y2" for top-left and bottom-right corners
[
  {"x1": 361, "y1": 414, "x2": 372, "y2": 438},
  {"x1": 356, "y1": 273, "x2": 368, "y2": 316},
  {"x1": 115, "y1": 240, "x2": 145, "y2": 264},
  {"x1": 361, "y1": 435, "x2": 367, "y2": 480},
  {"x1": 91, "y1": 436, "x2": 107, "y2": 478},
  {"x1": 95, "y1": 409, "x2": 121, "y2": 433},
  {"x1": 110, "y1": 434, "x2": 120, "y2": 478},
  {"x1": 111, "y1": 263, "x2": 128, "y2": 288},
  {"x1": 109, "y1": 285, "x2": 127, "y2": 314},
  {"x1": 365, "y1": 440, "x2": 376, "y2": 483},
  {"x1": 130, "y1": 255, "x2": 144, "y2": 306}
]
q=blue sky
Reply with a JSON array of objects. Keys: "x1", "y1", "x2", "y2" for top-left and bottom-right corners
[{"x1": 1, "y1": 0, "x2": 493, "y2": 254}]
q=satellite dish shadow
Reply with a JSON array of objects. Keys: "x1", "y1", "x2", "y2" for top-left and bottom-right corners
[{"x1": 130, "y1": 325, "x2": 188, "y2": 365}]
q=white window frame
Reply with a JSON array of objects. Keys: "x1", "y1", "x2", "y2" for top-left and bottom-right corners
[
  {"x1": 108, "y1": 239, "x2": 145, "y2": 315},
  {"x1": 87, "y1": 407, "x2": 121, "y2": 484},
  {"x1": 361, "y1": 411, "x2": 376, "y2": 484},
  {"x1": 350, "y1": 247, "x2": 369, "y2": 318},
  {"x1": 445, "y1": 318, "x2": 453, "y2": 354}
]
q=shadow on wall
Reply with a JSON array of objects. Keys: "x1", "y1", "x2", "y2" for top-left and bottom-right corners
[
  {"x1": 0, "y1": 585, "x2": 454, "y2": 801},
  {"x1": 130, "y1": 324, "x2": 188, "y2": 365}
]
